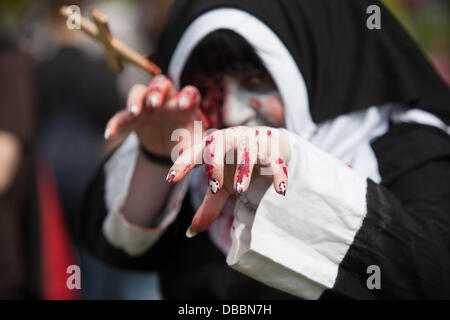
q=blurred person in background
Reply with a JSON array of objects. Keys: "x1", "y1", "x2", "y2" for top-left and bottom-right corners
[
  {"x1": 0, "y1": 33, "x2": 39, "y2": 299},
  {"x1": 0, "y1": 0, "x2": 172, "y2": 299},
  {"x1": 1, "y1": 1, "x2": 85, "y2": 300},
  {"x1": 34, "y1": 0, "x2": 122, "y2": 233},
  {"x1": 33, "y1": 0, "x2": 167, "y2": 300}
]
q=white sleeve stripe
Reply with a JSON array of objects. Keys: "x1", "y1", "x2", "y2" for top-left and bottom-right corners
[{"x1": 227, "y1": 130, "x2": 368, "y2": 299}]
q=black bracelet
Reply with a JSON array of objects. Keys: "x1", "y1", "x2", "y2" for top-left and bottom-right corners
[{"x1": 139, "y1": 144, "x2": 173, "y2": 166}]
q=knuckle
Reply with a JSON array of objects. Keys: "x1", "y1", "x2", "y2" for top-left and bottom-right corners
[
  {"x1": 152, "y1": 74, "x2": 166, "y2": 83},
  {"x1": 183, "y1": 85, "x2": 200, "y2": 95},
  {"x1": 130, "y1": 84, "x2": 146, "y2": 94}
]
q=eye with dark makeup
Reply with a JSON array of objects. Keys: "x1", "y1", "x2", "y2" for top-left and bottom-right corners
[{"x1": 238, "y1": 69, "x2": 274, "y2": 91}]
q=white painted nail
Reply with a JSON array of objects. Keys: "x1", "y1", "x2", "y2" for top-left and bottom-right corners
[
  {"x1": 104, "y1": 128, "x2": 111, "y2": 140},
  {"x1": 279, "y1": 181, "x2": 287, "y2": 196},
  {"x1": 186, "y1": 225, "x2": 197, "y2": 238},
  {"x1": 178, "y1": 96, "x2": 189, "y2": 110},
  {"x1": 209, "y1": 178, "x2": 220, "y2": 194},
  {"x1": 150, "y1": 95, "x2": 159, "y2": 108},
  {"x1": 236, "y1": 180, "x2": 245, "y2": 194},
  {"x1": 166, "y1": 170, "x2": 176, "y2": 183},
  {"x1": 129, "y1": 104, "x2": 138, "y2": 115}
]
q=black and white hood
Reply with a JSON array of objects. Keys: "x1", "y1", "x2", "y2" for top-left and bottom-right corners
[
  {"x1": 157, "y1": 0, "x2": 450, "y2": 125},
  {"x1": 156, "y1": 0, "x2": 450, "y2": 180}
]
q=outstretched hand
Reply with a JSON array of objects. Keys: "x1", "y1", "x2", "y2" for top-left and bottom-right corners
[{"x1": 166, "y1": 126, "x2": 291, "y2": 237}]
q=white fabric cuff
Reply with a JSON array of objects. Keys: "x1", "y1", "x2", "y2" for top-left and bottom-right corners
[
  {"x1": 102, "y1": 133, "x2": 189, "y2": 256},
  {"x1": 227, "y1": 129, "x2": 368, "y2": 299}
]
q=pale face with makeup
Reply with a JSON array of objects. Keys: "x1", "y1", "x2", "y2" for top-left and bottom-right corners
[
  {"x1": 192, "y1": 69, "x2": 285, "y2": 130},
  {"x1": 222, "y1": 76, "x2": 284, "y2": 128}
]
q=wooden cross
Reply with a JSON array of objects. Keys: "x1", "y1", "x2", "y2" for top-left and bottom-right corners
[{"x1": 59, "y1": 5, "x2": 161, "y2": 76}]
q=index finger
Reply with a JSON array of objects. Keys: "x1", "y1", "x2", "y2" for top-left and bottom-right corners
[{"x1": 165, "y1": 139, "x2": 205, "y2": 184}]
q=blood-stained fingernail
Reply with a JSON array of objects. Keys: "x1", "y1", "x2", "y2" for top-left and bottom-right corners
[
  {"x1": 236, "y1": 180, "x2": 245, "y2": 194},
  {"x1": 178, "y1": 96, "x2": 189, "y2": 110},
  {"x1": 186, "y1": 225, "x2": 197, "y2": 238},
  {"x1": 129, "y1": 104, "x2": 138, "y2": 115},
  {"x1": 149, "y1": 95, "x2": 159, "y2": 108},
  {"x1": 279, "y1": 181, "x2": 286, "y2": 196},
  {"x1": 209, "y1": 178, "x2": 220, "y2": 194},
  {"x1": 104, "y1": 128, "x2": 111, "y2": 140},
  {"x1": 166, "y1": 170, "x2": 176, "y2": 183}
]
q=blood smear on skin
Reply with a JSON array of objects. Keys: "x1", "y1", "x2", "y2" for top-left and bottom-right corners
[
  {"x1": 205, "y1": 164, "x2": 215, "y2": 179},
  {"x1": 183, "y1": 164, "x2": 192, "y2": 173},
  {"x1": 236, "y1": 149, "x2": 250, "y2": 182},
  {"x1": 249, "y1": 97, "x2": 262, "y2": 110}
]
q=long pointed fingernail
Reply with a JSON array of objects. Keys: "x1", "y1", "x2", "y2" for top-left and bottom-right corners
[
  {"x1": 166, "y1": 170, "x2": 176, "y2": 183},
  {"x1": 129, "y1": 104, "x2": 138, "y2": 115},
  {"x1": 279, "y1": 181, "x2": 286, "y2": 196},
  {"x1": 186, "y1": 225, "x2": 197, "y2": 238},
  {"x1": 104, "y1": 128, "x2": 111, "y2": 140},
  {"x1": 236, "y1": 180, "x2": 245, "y2": 194},
  {"x1": 209, "y1": 178, "x2": 220, "y2": 194}
]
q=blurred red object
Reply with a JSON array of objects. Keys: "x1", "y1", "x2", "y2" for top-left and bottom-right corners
[{"x1": 36, "y1": 161, "x2": 79, "y2": 300}]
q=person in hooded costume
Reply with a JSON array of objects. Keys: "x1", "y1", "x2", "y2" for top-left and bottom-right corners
[{"x1": 79, "y1": 0, "x2": 450, "y2": 299}]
